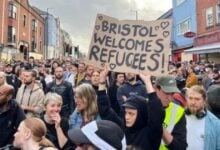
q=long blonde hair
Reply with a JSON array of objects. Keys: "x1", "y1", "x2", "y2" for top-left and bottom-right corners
[
  {"x1": 23, "y1": 118, "x2": 54, "y2": 147},
  {"x1": 75, "y1": 83, "x2": 98, "y2": 122}
]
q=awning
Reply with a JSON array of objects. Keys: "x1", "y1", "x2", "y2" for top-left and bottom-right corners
[{"x1": 184, "y1": 43, "x2": 220, "y2": 54}]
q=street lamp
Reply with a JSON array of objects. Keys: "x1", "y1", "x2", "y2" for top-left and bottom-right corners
[{"x1": 131, "y1": 9, "x2": 138, "y2": 20}]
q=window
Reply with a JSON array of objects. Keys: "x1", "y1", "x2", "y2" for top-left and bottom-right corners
[
  {"x1": 216, "y1": 4, "x2": 220, "y2": 24},
  {"x1": 31, "y1": 36, "x2": 36, "y2": 51},
  {"x1": 8, "y1": 26, "x2": 16, "y2": 43},
  {"x1": 206, "y1": 7, "x2": 214, "y2": 27},
  {"x1": 32, "y1": 19, "x2": 37, "y2": 31},
  {"x1": 23, "y1": 15, "x2": 26, "y2": 27},
  {"x1": 40, "y1": 41, "x2": 42, "y2": 52},
  {"x1": 176, "y1": 0, "x2": 185, "y2": 6},
  {"x1": 176, "y1": 18, "x2": 191, "y2": 35},
  {"x1": 40, "y1": 27, "x2": 42, "y2": 36},
  {"x1": 8, "y1": 3, "x2": 17, "y2": 19}
]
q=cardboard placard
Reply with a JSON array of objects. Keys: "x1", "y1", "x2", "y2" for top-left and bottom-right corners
[{"x1": 87, "y1": 14, "x2": 172, "y2": 75}]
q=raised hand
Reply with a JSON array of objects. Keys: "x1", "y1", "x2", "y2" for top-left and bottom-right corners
[
  {"x1": 139, "y1": 72, "x2": 151, "y2": 84},
  {"x1": 99, "y1": 63, "x2": 109, "y2": 82},
  {"x1": 139, "y1": 72, "x2": 155, "y2": 93},
  {"x1": 51, "y1": 113, "x2": 61, "y2": 129}
]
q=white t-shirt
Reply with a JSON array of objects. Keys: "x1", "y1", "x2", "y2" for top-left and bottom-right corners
[{"x1": 186, "y1": 115, "x2": 205, "y2": 150}]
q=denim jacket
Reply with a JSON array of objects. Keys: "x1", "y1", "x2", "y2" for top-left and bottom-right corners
[
  {"x1": 69, "y1": 110, "x2": 101, "y2": 129},
  {"x1": 204, "y1": 111, "x2": 220, "y2": 150}
]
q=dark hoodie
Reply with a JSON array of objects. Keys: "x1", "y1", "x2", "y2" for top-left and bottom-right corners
[
  {"x1": 117, "y1": 80, "x2": 148, "y2": 106},
  {"x1": 123, "y1": 93, "x2": 165, "y2": 150}
]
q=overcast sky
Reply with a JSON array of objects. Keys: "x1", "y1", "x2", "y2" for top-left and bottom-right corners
[{"x1": 29, "y1": 0, "x2": 172, "y2": 54}]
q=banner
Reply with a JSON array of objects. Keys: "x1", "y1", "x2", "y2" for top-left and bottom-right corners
[{"x1": 87, "y1": 14, "x2": 172, "y2": 75}]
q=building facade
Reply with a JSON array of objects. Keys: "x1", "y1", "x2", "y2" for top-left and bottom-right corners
[
  {"x1": 185, "y1": 0, "x2": 220, "y2": 63},
  {"x1": 32, "y1": 6, "x2": 62, "y2": 59},
  {"x1": 0, "y1": 0, "x2": 44, "y2": 60},
  {"x1": 172, "y1": 0, "x2": 197, "y2": 62},
  {"x1": 61, "y1": 29, "x2": 73, "y2": 58}
]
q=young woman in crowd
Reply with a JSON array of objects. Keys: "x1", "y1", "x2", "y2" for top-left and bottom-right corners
[
  {"x1": 41, "y1": 92, "x2": 73, "y2": 150},
  {"x1": 69, "y1": 83, "x2": 100, "y2": 129},
  {"x1": 13, "y1": 117, "x2": 57, "y2": 150},
  {"x1": 69, "y1": 65, "x2": 122, "y2": 130}
]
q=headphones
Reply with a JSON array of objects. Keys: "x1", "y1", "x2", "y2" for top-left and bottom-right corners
[{"x1": 185, "y1": 108, "x2": 207, "y2": 119}]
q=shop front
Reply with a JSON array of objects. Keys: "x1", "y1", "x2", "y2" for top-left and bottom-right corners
[{"x1": 185, "y1": 31, "x2": 220, "y2": 63}]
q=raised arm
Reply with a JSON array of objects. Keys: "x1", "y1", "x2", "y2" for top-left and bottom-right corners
[
  {"x1": 139, "y1": 73, "x2": 165, "y2": 150},
  {"x1": 98, "y1": 65, "x2": 122, "y2": 127}
]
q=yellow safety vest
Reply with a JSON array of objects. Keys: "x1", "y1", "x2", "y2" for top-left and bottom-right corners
[{"x1": 159, "y1": 102, "x2": 185, "y2": 150}]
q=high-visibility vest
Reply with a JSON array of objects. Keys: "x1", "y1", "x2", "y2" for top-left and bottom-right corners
[{"x1": 159, "y1": 102, "x2": 185, "y2": 150}]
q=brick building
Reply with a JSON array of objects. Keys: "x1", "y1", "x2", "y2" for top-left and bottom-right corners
[
  {"x1": 185, "y1": 0, "x2": 220, "y2": 63},
  {"x1": 0, "y1": 0, "x2": 44, "y2": 60}
]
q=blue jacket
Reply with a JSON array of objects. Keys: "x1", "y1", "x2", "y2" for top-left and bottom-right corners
[
  {"x1": 69, "y1": 90, "x2": 122, "y2": 129},
  {"x1": 69, "y1": 110, "x2": 101, "y2": 129},
  {"x1": 204, "y1": 111, "x2": 220, "y2": 150}
]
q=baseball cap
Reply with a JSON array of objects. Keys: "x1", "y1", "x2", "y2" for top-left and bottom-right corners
[
  {"x1": 68, "y1": 120, "x2": 126, "y2": 150},
  {"x1": 156, "y1": 75, "x2": 180, "y2": 93},
  {"x1": 122, "y1": 100, "x2": 137, "y2": 109},
  {"x1": 122, "y1": 95, "x2": 148, "y2": 109}
]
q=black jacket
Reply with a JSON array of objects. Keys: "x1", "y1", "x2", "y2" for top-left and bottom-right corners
[
  {"x1": 41, "y1": 115, "x2": 73, "y2": 150},
  {"x1": 166, "y1": 114, "x2": 187, "y2": 150},
  {"x1": 124, "y1": 93, "x2": 165, "y2": 150},
  {"x1": 47, "y1": 80, "x2": 74, "y2": 118},
  {"x1": 0, "y1": 100, "x2": 26, "y2": 147},
  {"x1": 97, "y1": 90, "x2": 122, "y2": 127},
  {"x1": 108, "y1": 83, "x2": 121, "y2": 115},
  {"x1": 6, "y1": 74, "x2": 21, "y2": 98}
]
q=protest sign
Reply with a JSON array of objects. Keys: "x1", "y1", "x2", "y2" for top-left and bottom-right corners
[{"x1": 87, "y1": 14, "x2": 172, "y2": 75}]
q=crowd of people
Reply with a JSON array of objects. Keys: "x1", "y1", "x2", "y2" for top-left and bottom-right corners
[{"x1": 0, "y1": 56, "x2": 220, "y2": 150}]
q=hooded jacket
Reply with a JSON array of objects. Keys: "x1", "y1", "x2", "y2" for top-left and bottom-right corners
[
  {"x1": 16, "y1": 83, "x2": 45, "y2": 117},
  {"x1": 123, "y1": 93, "x2": 165, "y2": 150},
  {"x1": 117, "y1": 80, "x2": 148, "y2": 106}
]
